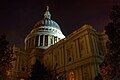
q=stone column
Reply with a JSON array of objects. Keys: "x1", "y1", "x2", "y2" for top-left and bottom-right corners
[
  {"x1": 52, "y1": 35, "x2": 54, "y2": 44},
  {"x1": 48, "y1": 35, "x2": 50, "y2": 46},
  {"x1": 38, "y1": 35, "x2": 40, "y2": 47},
  {"x1": 43, "y1": 35, "x2": 45, "y2": 46}
]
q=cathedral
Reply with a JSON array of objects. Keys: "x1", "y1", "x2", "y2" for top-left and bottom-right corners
[{"x1": 11, "y1": 6, "x2": 106, "y2": 80}]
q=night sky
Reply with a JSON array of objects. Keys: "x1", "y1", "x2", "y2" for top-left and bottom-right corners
[{"x1": 0, "y1": 0, "x2": 119, "y2": 47}]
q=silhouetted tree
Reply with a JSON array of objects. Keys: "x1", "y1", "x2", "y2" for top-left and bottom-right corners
[
  {"x1": 0, "y1": 33, "x2": 14, "y2": 80},
  {"x1": 99, "y1": 5, "x2": 120, "y2": 80},
  {"x1": 29, "y1": 59, "x2": 56, "y2": 80},
  {"x1": 95, "y1": 73, "x2": 103, "y2": 80}
]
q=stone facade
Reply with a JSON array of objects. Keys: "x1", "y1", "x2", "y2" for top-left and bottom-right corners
[{"x1": 43, "y1": 24, "x2": 105, "y2": 80}]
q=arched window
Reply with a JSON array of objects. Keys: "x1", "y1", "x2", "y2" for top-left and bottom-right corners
[
  {"x1": 45, "y1": 35, "x2": 48, "y2": 46},
  {"x1": 40, "y1": 35, "x2": 43, "y2": 46},
  {"x1": 35, "y1": 35, "x2": 39, "y2": 47}
]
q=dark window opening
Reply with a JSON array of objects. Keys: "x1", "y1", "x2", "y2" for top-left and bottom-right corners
[
  {"x1": 69, "y1": 57, "x2": 72, "y2": 62},
  {"x1": 99, "y1": 50, "x2": 102, "y2": 55},
  {"x1": 55, "y1": 63, "x2": 58, "y2": 68},
  {"x1": 22, "y1": 67, "x2": 25, "y2": 71},
  {"x1": 45, "y1": 35, "x2": 48, "y2": 46},
  {"x1": 40, "y1": 35, "x2": 43, "y2": 46},
  {"x1": 35, "y1": 35, "x2": 39, "y2": 47}
]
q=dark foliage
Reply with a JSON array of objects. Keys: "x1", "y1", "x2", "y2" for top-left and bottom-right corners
[
  {"x1": 99, "y1": 5, "x2": 120, "y2": 80},
  {"x1": 0, "y1": 33, "x2": 14, "y2": 79},
  {"x1": 29, "y1": 59, "x2": 56, "y2": 80},
  {"x1": 110, "y1": 5, "x2": 120, "y2": 22},
  {"x1": 95, "y1": 73, "x2": 103, "y2": 80}
]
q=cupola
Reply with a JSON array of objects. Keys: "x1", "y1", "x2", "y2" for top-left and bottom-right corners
[{"x1": 25, "y1": 6, "x2": 65, "y2": 51}]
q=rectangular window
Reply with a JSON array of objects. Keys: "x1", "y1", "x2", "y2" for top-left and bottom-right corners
[
  {"x1": 45, "y1": 35, "x2": 48, "y2": 46},
  {"x1": 40, "y1": 35, "x2": 43, "y2": 46},
  {"x1": 35, "y1": 35, "x2": 39, "y2": 47}
]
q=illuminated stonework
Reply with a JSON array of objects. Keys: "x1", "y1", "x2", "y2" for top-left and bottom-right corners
[
  {"x1": 43, "y1": 24, "x2": 105, "y2": 80},
  {"x1": 11, "y1": 7, "x2": 106, "y2": 80},
  {"x1": 25, "y1": 6, "x2": 65, "y2": 51}
]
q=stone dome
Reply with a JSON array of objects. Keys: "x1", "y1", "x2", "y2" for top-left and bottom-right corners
[
  {"x1": 34, "y1": 19, "x2": 61, "y2": 30},
  {"x1": 25, "y1": 6, "x2": 65, "y2": 50}
]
